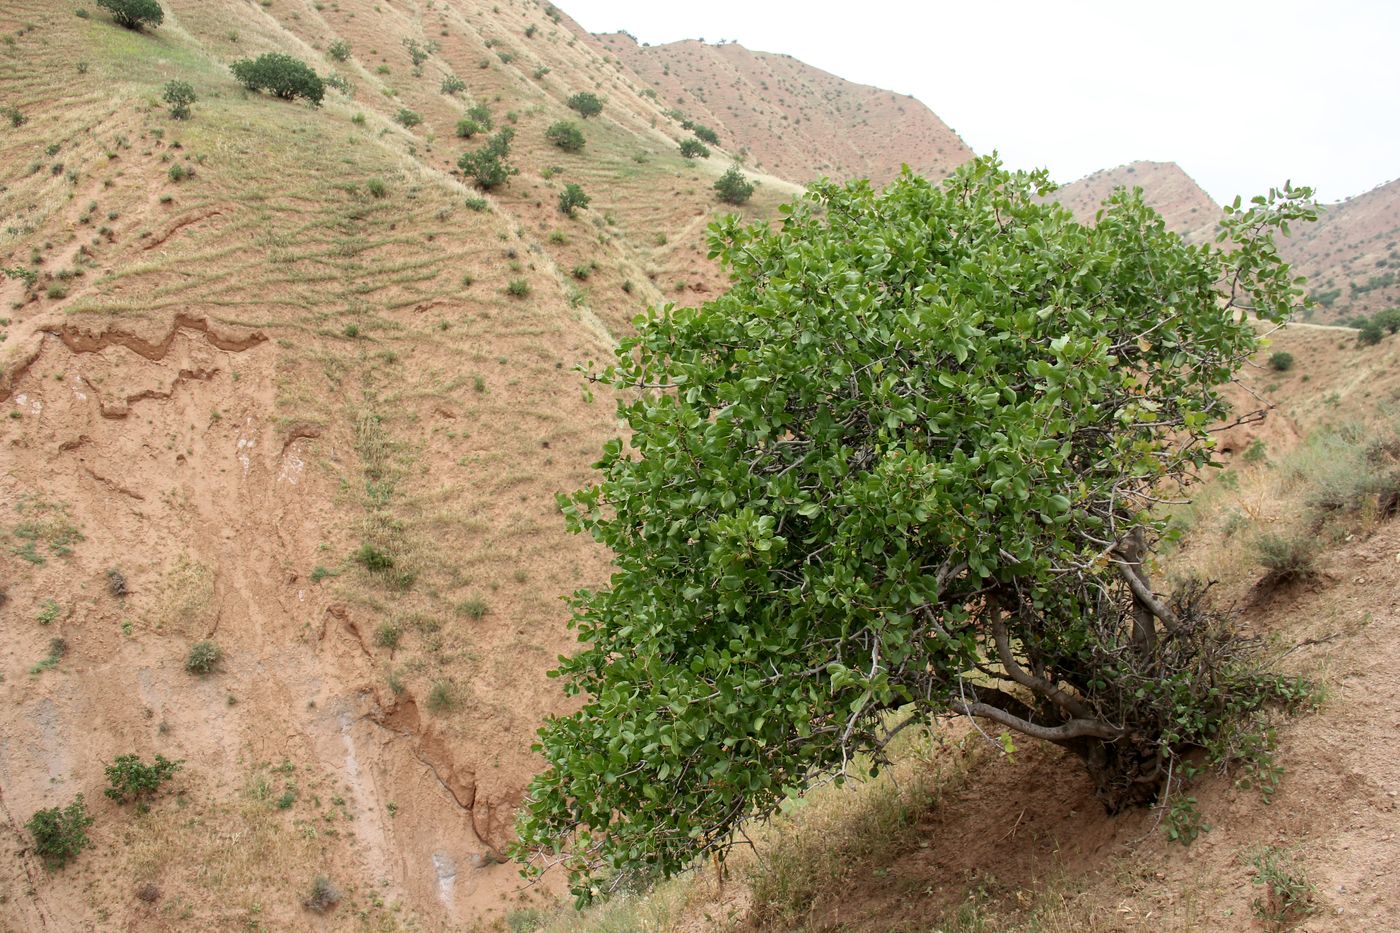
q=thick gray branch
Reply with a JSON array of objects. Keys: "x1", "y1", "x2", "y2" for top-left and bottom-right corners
[
  {"x1": 989, "y1": 599, "x2": 1093, "y2": 720},
  {"x1": 951, "y1": 700, "x2": 1123, "y2": 742}
]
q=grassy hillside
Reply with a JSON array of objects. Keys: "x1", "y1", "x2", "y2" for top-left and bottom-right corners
[{"x1": 0, "y1": 0, "x2": 798, "y2": 928}]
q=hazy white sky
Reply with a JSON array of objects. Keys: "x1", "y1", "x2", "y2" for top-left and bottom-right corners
[{"x1": 561, "y1": 0, "x2": 1399, "y2": 205}]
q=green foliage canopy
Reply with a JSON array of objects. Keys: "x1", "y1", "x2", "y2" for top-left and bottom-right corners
[
  {"x1": 558, "y1": 182, "x2": 590, "y2": 216},
  {"x1": 104, "y1": 754, "x2": 183, "y2": 805},
  {"x1": 458, "y1": 127, "x2": 517, "y2": 190},
  {"x1": 515, "y1": 157, "x2": 1315, "y2": 901},
  {"x1": 566, "y1": 91, "x2": 604, "y2": 119},
  {"x1": 714, "y1": 166, "x2": 754, "y2": 205},
  {"x1": 95, "y1": 0, "x2": 163, "y2": 30},
  {"x1": 27, "y1": 796, "x2": 93, "y2": 869},
  {"x1": 231, "y1": 53, "x2": 325, "y2": 105},
  {"x1": 678, "y1": 138, "x2": 710, "y2": 159},
  {"x1": 545, "y1": 120, "x2": 586, "y2": 153},
  {"x1": 162, "y1": 80, "x2": 196, "y2": 119}
]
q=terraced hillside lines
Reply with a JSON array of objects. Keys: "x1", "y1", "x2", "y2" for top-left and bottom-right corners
[
  {"x1": 0, "y1": 0, "x2": 630, "y2": 928},
  {"x1": 599, "y1": 33, "x2": 974, "y2": 186}
]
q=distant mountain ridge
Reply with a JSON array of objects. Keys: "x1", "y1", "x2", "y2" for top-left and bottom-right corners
[
  {"x1": 597, "y1": 32, "x2": 973, "y2": 185},
  {"x1": 1050, "y1": 160, "x2": 1221, "y2": 242}
]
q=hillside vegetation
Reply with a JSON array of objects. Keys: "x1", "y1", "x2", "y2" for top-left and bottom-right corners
[{"x1": 1, "y1": 2, "x2": 1397, "y2": 931}]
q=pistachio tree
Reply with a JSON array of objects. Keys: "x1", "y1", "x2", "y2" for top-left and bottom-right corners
[{"x1": 517, "y1": 157, "x2": 1316, "y2": 900}]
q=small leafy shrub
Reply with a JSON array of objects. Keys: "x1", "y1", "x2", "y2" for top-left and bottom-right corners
[
  {"x1": 1252, "y1": 531, "x2": 1316, "y2": 583},
  {"x1": 95, "y1": 0, "x2": 163, "y2": 30},
  {"x1": 27, "y1": 796, "x2": 93, "y2": 869},
  {"x1": 107, "y1": 567, "x2": 128, "y2": 597},
  {"x1": 506, "y1": 278, "x2": 531, "y2": 298},
  {"x1": 1375, "y1": 307, "x2": 1400, "y2": 334},
  {"x1": 690, "y1": 123, "x2": 719, "y2": 146},
  {"x1": 1267, "y1": 351, "x2": 1294, "y2": 372},
  {"x1": 714, "y1": 166, "x2": 754, "y2": 205},
  {"x1": 231, "y1": 53, "x2": 325, "y2": 105},
  {"x1": 403, "y1": 37, "x2": 434, "y2": 67},
  {"x1": 104, "y1": 754, "x2": 182, "y2": 805},
  {"x1": 366, "y1": 178, "x2": 387, "y2": 198},
  {"x1": 678, "y1": 138, "x2": 709, "y2": 159},
  {"x1": 1358, "y1": 321, "x2": 1383, "y2": 346},
  {"x1": 353, "y1": 542, "x2": 394, "y2": 571},
  {"x1": 2, "y1": 105, "x2": 24, "y2": 127},
  {"x1": 455, "y1": 118, "x2": 482, "y2": 138},
  {"x1": 37, "y1": 600, "x2": 63, "y2": 625},
  {"x1": 427, "y1": 679, "x2": 459, "y2": 713},
  {"x1": 557, "y1": 182, "x2": 589, "y2": 217},
  {"x1": 327, "y1": 39, "x2": 351, "y2": 62},
  {"x1": 565, "y1": 91, "x2": 602, "y2": 119},
  {"x1": 374, "y1": 622, "x2": 401, "y2": 650},
  {"x1": 394, "y1": 108, "x2": 422, "y2": 128},
  {"x1": 323, "y1": 73, "x2": 353, "y2": 96},
  {"x1": 459, "y1": 598, "x2": 487, "y2": 619},
  {"x1": 466, "y1": 104, "x2": 493, "y2": 129},
  {"x1": 458, "y1": 127, "x2": 516, "y2": 190},
  {"x1": 544, "y1": 120, "x2": 584, "y2": 152},
  {"x1": 464, "y1": 195, "x2": 489, "y2": 212},
  {"x1": 162, "y1": 80, "x2": 196, "y2": 119},
  {"x1": 441, "y1": 73, "x2": 466, "y2": 95},
  {"x1": 167, "y1": 163, "x2": 188, "y2": 182},
  {"x1": 304, "y1": 876, "x2": 342, "y2": 913},
  {"x1": 185, "y1": 640, "x2": 222, "y2": 675},
  {"x1": 1250, "y1": 847, "x2": 1314, "y2": 928},
  {"x1": 1242, "y1": 437, "x2": 1268, "y2": 464}
]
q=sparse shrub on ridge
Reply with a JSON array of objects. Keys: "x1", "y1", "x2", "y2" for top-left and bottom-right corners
[
  {"x1": 27, "y1": 796, "x2": 93, "y2": 869},
  {"x1": 566, "y1": 91, "x2": 603, "y2": 119},
  {"x1": 441, "y1": 73, "x2": 466, "y2": 95},
  {"x1": 690, "y1": 123, "x2": 719, "y2": 146},
  {"x1": 162, "y1": 80, "x2": 195, "y2": 120},
  {"x1": 545, "y1": 120, "x2": 585, "y2": 152},
  {"x1": 679, "y1": 137, "x2": 710, "y2": 159},
  {"x1": 714, "y1": 165, "x2": 754, "y2": 204},
  {"x1": 1267, "y1": 350, "x2": 1294, "y2": 371},
  {"x1": 104, "y1": 754, "x2": 182, "y2": 806},
  {"x1": 458, "y1": 127, "x2": 517, "y2": 190},
  {"x1": 395, "y1": 108, "x2": 422, "y2": 128},
  {"x1": 231, "y1": 53, "x2": 325, "y2": 105},
  {"x1": 1358, "y1": 320, "x2": 1383, "y2": 346},
  {"x1": 466, "y1": 104, "x2": 493, "y2": 129},
  {"x1": 95, "y1": 0, "x2": 163, "y2": 30},
  {"x1": 327, "y1": 39, "x2": 351, "y2": 62},
  {"x1": 558, "y1": 183, "x2": 589, "y2": 217},
  {"x1": 303, "y1": 876, "x2": 342, "y2": 913},
  {"x1": 185, "y1": 640, "x2": 222, "y2": 675},
  {"x1": 1251, "y1": 530, "x2": 1317, "y2": 583}
]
